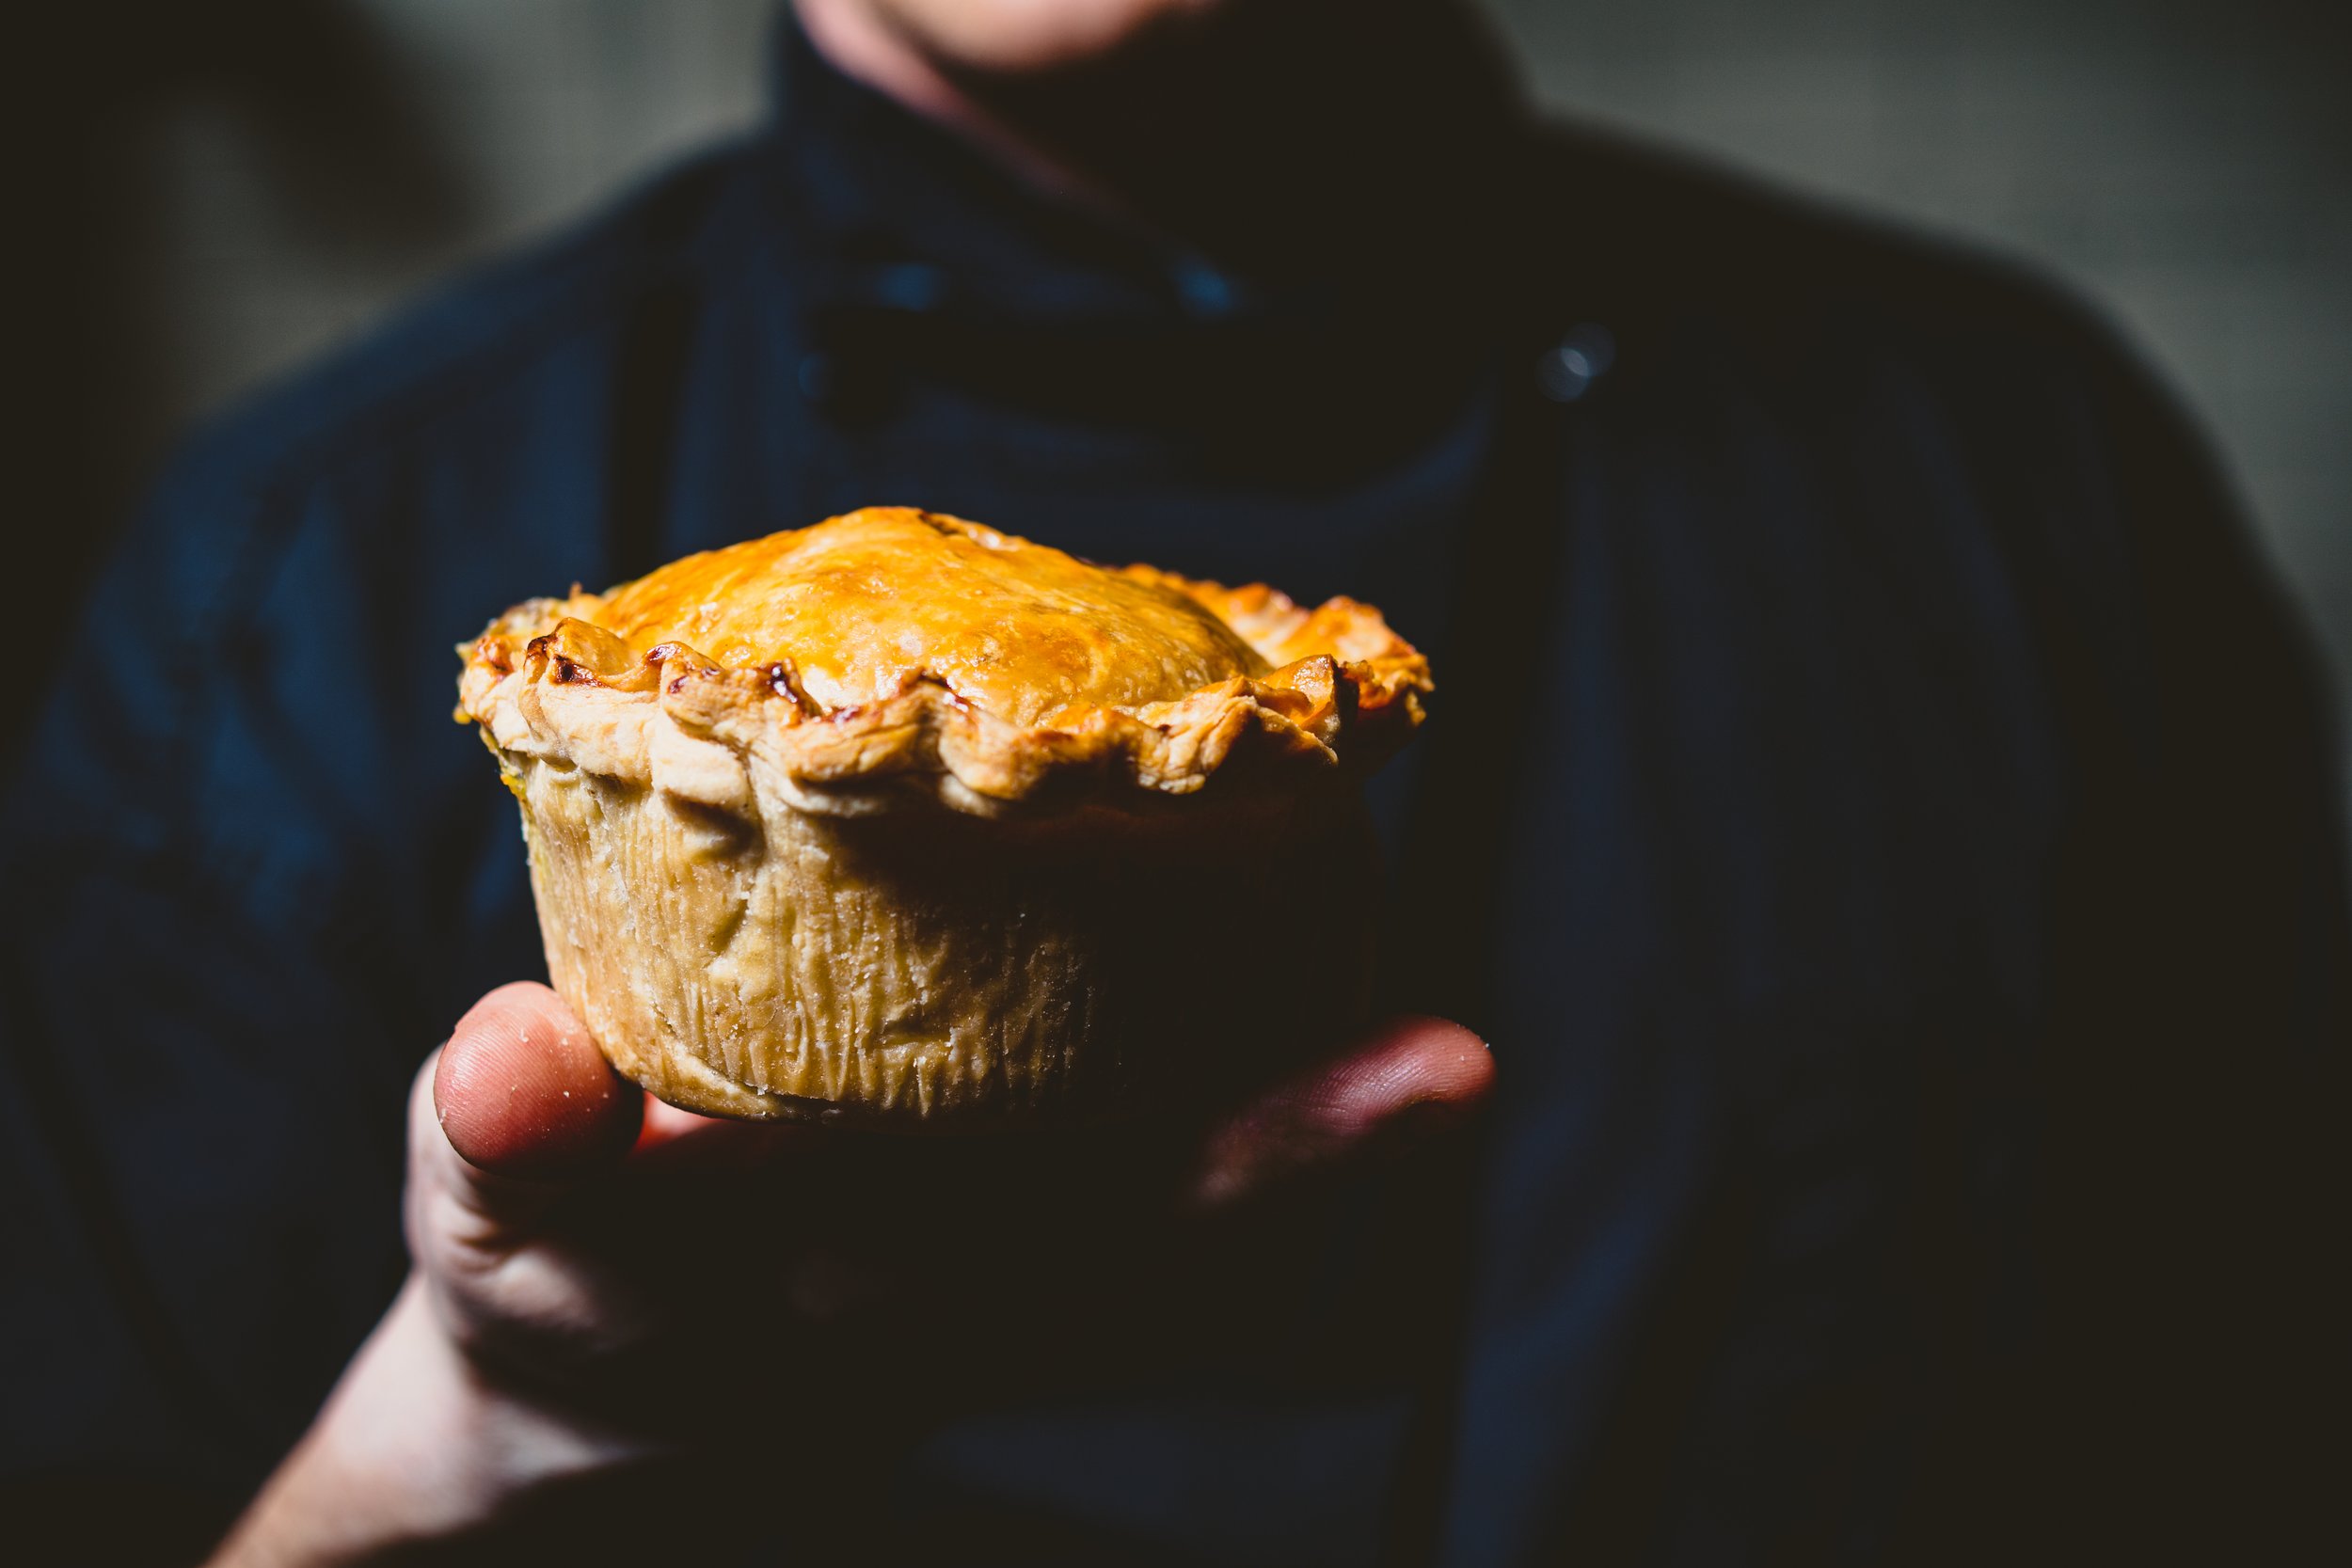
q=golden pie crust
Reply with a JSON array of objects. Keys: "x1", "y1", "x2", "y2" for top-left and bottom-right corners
[{"x1": 457, "y1": 507, "x2": 1429, "y2": 1126}]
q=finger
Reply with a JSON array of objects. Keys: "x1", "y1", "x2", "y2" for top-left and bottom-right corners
[
  {"x1": 1186, "y1": 1014, "x2": 1493, "y2": 1209},
  {"x1": 421, "y1": 983, "x2": 643, "y2": 1231}
]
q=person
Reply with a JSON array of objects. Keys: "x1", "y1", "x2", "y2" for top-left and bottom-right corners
[{"x1": 4, "y1": 1, "x2": 2344, "y2": 1562}]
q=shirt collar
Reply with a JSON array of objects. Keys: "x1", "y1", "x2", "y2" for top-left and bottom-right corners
[
  {"x1": 760, "y1": 13, "x2": 1538, "y2": 333},
  {"x1": 765, "y1": 16, "x2": 1235, "y2": 326}
]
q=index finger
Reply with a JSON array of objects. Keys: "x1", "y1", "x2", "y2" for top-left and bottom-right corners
[{"x1": 1186, "y1": 1014, "x2": 1493, "y2": 1209}]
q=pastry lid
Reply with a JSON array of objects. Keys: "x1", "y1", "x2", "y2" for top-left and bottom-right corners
[{"x1": 457, "y1": 508, "x2": 1430, "y2": 816}]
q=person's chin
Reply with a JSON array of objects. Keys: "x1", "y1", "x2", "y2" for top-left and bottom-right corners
[{"x1": 849, "y1": 0, "x2": 1235, "y2": 78}]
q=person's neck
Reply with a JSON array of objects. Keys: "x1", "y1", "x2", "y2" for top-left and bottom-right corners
[
  {"x1": 794, "y1": 0, "x2": 1527, "y2": 285},
  {"x1": 795, "y1": 0, "x2": 1104, "y2": 210}
]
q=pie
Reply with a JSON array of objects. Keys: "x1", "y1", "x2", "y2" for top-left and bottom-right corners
[{"x1": 456, "y1": 507, "x2": 1430, "y2": 1126}]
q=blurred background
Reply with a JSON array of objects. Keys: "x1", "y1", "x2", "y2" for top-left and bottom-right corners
[{"x1": 20, "y1": 0, "x2": 2351, "y2": 799}]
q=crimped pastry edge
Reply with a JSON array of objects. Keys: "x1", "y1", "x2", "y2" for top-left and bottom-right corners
[{"x1": 456, "y1": 570, "x2": 1430, "y2": 819}]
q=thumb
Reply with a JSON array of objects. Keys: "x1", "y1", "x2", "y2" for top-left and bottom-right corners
[{"x1": 414, "y1": 982, "x2": 643, "y2": 1232}]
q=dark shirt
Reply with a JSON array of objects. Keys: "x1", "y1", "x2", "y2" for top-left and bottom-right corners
[{"x1": 5, "y1": 21, "x2": 2344, "y2": 1567}]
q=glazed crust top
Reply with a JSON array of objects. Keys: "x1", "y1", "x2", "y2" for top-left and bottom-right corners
[
  {"x1": 458, "y1": 508, "x2": 1429, "y2": 816},
  {"x1": 594, "y1": 509, "x2": 1268, "y2": 723}
]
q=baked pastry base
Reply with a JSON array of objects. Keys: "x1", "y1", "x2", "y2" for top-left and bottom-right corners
[{"x1": 517, "y1": 760, "x2": 1374, "y2": 1127}]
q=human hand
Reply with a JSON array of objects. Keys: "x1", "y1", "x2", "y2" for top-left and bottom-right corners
[{"x1": 209, "y1": 981, "x2": 1491, "y2": 1564}]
